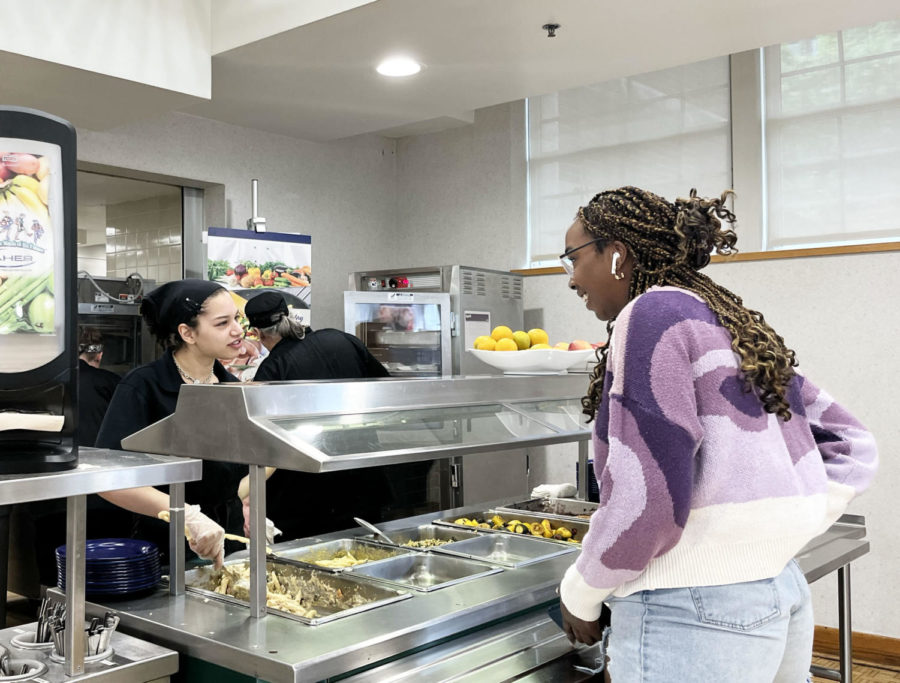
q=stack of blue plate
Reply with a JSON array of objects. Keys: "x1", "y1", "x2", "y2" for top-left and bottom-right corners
[{"x1": 56, "y1": 539, "x2": 160, "y2": 596}]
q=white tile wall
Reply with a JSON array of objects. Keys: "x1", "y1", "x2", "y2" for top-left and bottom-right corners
[{"x1": 105, "y1": 193, "x2": 182, "y2": 283}]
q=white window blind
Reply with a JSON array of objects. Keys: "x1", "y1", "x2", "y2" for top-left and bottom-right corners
[
  {"x1": 764, "y1": 19, "x2": 900, "y2": 249},
  {"x1": 526, "y1": 58, "x2": 732, "y2": 265}
]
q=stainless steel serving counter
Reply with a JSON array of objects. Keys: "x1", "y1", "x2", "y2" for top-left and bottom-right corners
[
  {"x1": 0, "y1": 448, "x2": 200, "y2": 678},
  {"x1": 76, "y1": 506, "x2": 869, "y2": 683},
  {"x1": 0, "y1": 622, "x2": 177, "y2": 682}
]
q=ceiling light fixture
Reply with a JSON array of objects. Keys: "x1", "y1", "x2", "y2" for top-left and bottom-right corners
[{"x1": 376, "y1": 56, "x2": 422, "y2": 77}]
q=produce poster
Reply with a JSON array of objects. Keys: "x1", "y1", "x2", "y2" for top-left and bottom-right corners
[
  {"x1": 0, "y1": 142, "x2": 63, "y2": 373},
  {"x1": 207, "y1": 226, "x2": 311, "y2": 319}
]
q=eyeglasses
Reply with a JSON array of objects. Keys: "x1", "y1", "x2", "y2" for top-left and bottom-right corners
[{"x1": 559, "y1": 238, "x2": 604, "y2": 275}]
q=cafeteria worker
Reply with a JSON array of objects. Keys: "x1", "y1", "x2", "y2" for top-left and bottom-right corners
[{"x1": 95, "y1": 279, "x2": 248, "y2": 567}]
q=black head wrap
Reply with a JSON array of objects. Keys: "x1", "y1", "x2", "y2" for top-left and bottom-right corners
[
  {"x1": 244, "y1": 291, "x2": 289, "y2": 329},
  {"x1": 140, "y1": 279, "x2": 225, "y2": 342}
]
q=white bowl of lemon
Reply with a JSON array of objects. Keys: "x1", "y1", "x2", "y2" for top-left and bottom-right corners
[{"x1": 467, "y1": 327, "x2": 599, "y2": 374}]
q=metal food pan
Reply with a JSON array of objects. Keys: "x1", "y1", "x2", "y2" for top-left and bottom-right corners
[
  {"x1": 362, "y1": 524, "x2": 482, "y2": 551},
  {"x1": 495, "y1": 497, "x2": 598, "y2": 520},
  {"x1": 274, "y1": 538, "x2": 412, "y2": 572},
  {"x1": 183, "y1": 559, "x2": 410, "y2": 625},
  {"x1": 433, "y1": 509, "x2": 588, "y2": 546},
  {"x1": 347, "y1": 553, "x2": 501, "y2": 592},
  {"x1": 434, "y1": 533, "x2": 577, "y2": 568}
]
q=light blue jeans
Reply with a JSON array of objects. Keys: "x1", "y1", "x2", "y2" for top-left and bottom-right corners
[{"x1": 605, "y1": 560, "x2": 813, "y2": 682}]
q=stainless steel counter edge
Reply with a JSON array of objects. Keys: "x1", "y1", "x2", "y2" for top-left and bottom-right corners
[{"x1": 0, "y1": 448, "x2": 202, "y2": 504}]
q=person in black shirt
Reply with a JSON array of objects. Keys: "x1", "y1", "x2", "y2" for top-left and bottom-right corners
[
  {"x1": 95, "y1": 279, "x2": 249, "y2": 567},
  {"x1": 242, "y1": 292, "x2": 404, "y2": 540},
  {"x1": 76, "y1": 327, "x2": 121, "y2": 447},
  {"x1": 248, "y1": 292, "x2": 389, "y2": 383}
]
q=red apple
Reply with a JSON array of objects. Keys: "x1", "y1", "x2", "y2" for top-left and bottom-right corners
[
  {"x1": 553, "y1": 342, "x2": 569, "y2": 350},
  {"x1": 568, "y1": 339, "x2": 592, "y2": 351},
  {"x1": 591, "y1": 342, "x2": 606, "y2": 349}
]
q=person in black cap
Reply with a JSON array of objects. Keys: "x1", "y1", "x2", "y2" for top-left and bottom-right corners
[
  {"x1": 245, "y1": 291, "x2": 389, "y2": 381},
  {"x1": 94, "y1": 279, "x2": 249, "y2": 567},
  {"x1": 240, "y1": 291, "x2": 403, "y2": 540},
  {"x1": 76, "y1": 327, "x2": 121, "y2": 447}
]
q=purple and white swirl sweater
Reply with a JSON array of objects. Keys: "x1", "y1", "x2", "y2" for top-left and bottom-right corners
[{"x1": 560, "y1": 287, "x2": 878, "y2": 621}]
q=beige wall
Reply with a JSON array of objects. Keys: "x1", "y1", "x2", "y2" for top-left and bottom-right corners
[{"x1": 77, "y1": 112, "x2": 399, "y2": 330}]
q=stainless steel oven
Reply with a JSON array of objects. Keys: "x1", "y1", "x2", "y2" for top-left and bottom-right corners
[{"x1": 346, "y1": 265, "x2": 524, "y2": 377}]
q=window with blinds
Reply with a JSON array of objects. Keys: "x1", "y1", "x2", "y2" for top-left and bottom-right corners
[
  {"x1": 526, "y1": 57, "x2": 732, "y2": 266},
  {"x1": 764, "y1": 19, "x2": 900, "y2": 250}
]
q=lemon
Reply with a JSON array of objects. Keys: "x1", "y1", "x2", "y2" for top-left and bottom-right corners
[
  {"x1": 495, "y1": 337, "x2": 518, "y2": 351},
  {"x1": 475, "y1": 337, "x2": 497, "y2": 351},
  {"x1": 491, "y1": 325, "x2": 514, "y2": 341},
  {"x1": 512, "y1": 330, "x2": 531, "y2": 350},
  {"x1": 473, "y1": 335, "x2": 493, "y2": 349},
  {"x1": 527, "y1": 328, "x2": 549, "y2": 346},
  {"x1": 531, "y1": 343, "x2": 552, "y2": 350},
  {"x1": 553, "y1": 342, "x2": 570, "y2": 350}
]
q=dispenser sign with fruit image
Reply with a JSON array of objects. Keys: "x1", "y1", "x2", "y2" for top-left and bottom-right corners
[
  {"x1": 0, "y1": 149, "x2": 56, "y2": 336},
  {"x1": 468, "y1": 325, "x2": 602, "y2": 374},
  {"x1": 207, "y1": 227, "x2": 312, "y2": 326}
]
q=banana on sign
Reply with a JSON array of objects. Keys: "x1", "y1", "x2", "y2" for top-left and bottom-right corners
[{"x1": 0, "y1": 152, "x2": 55, "y2": 334}]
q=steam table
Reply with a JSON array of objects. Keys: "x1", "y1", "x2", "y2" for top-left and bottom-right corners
[
  {"x1": 0, "y1": 448, "x2": 200, "y2": 678},
  {"x1": 71, "y1": 507, "x2": 869, "y2": 683}
]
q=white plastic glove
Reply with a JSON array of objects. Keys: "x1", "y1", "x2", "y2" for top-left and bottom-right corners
[
  {"x1": 184, "y1": 504, "x2": 225, "y2": 568},
  {"x1": 242, "y1": 497, "x2": 283, "y2": 544},
  {"x1": 530, "y1": 483, "x2": 577, "y2": 500}
]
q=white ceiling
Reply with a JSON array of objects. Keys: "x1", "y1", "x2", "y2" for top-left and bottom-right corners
[
  {"x1": 181, "y1": 0, "x2": 900, "y2": 142},
  {"x1": 3, "y1": 0, "x2": 898, "y2": 144}
]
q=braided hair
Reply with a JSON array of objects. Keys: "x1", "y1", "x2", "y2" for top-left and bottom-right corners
[{"x1": 579, "y1": 186, "x2": 798, "y2": 421}]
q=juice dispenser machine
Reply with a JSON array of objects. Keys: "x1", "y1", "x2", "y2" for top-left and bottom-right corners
[{"x1": 0, "y1": 106, "x2": 78, "y2": 474}]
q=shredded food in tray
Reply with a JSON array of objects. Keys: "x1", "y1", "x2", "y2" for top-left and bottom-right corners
[
  {"x1": 403, "y1": 538, "x2": 451, "y2": 548},
  {"x1": 198, "y1": 562, "x2": 368, "y2": 618},
  {"x1": 313, "y1": 552, "x2": 369, "y2": 569}
]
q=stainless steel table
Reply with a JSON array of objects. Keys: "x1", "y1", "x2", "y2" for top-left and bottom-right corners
[
  {"x1": 0, "y1": 448, "x2": 201, "y2": 677},
  {"x1": 0, "y1": 622, "x2": 177, "y2": 682},
  {"x1": 795, "y1": 514, "x2": 869, "y2": 683},
  {"x1": 77, "y1": 506, "x2": 870, "y2": 683}
]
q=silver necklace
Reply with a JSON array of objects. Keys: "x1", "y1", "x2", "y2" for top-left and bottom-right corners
[{"x1": 172, "y1": 353, "x2": 216, "y2": 384}]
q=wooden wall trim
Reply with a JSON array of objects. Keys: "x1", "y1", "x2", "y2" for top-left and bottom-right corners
[
  {"x1": 814, "y1": 626, "x2": 900, "y2": 668},
  {"x1": 513, "y1": 241, "x2": 900, "y2": 276}
]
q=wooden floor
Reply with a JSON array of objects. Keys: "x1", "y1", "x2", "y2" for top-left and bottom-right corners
[
  {"x1": 4, "y1": 594, "x2": 899, "y2": 681},
  {"x1": 811, "y1": 654, "x2": 900, "y2": 682}
]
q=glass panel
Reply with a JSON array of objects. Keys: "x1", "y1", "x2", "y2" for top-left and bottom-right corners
[
  {"x1": 350, "y1": 302, "x2": 443, "y2": 377},
  {"x1": 271, "y1": 404, "x2": 557, "y2": 456},
  {"x1": 527, "y1": 56, "x2": 731, "y2": 265},
  {"x1": 779, "y1": 34, "x2": 839, "y2": 72},
  {"x1": 765, "y1": 19, "x2": 900, "y2": 249},
  {"x1": 508, "y1": 398, "x2": 589, "y2": 432}
]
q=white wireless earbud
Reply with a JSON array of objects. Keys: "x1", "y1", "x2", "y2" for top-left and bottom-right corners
[{"x1": 611, "y1": 252, "x2": 625, "y2": 280}]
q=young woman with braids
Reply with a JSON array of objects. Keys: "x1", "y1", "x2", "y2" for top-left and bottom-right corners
[{"x1": 557, "y1": 186, "x2": 878, "y2": 681}]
